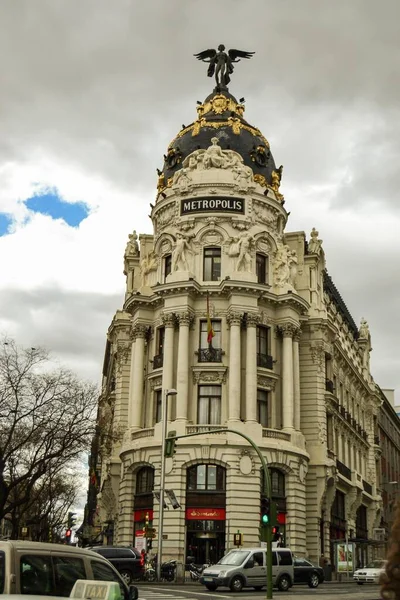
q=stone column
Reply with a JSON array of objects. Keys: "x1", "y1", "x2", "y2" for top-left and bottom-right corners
[
  {"x1": 246, "y1": 313, "x2": 260, "y2": 422},
  {"x1": 280, "y1": 323, "x2": 295, "y2": 430},
  {"x1": 161, "y1": 312, "x2": 176, "y2": 420},
  {"x1": 227, "y1": 311, "x2": 243, "y2": 422},
  {"x1": 176, "y1": 311, "x2": 193, "y2": 421},
  {"x1": 292, "y1": 327, "x2": 301, "y2": 431},
  {"x1": 129, "y1": 324, "x2": 148, "y2": 429}
]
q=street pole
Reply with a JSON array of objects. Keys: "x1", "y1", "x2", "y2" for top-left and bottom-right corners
[{"x1": 156, "y1": 388, "x2": 177, "y2": 582}]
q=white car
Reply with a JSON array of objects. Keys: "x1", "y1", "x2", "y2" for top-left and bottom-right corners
[{"x1": 353, "y1": 559, "x2": 387, "y2": 584}]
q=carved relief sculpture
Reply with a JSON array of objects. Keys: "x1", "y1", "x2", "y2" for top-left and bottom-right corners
[
  {"x1": 232, "y1": 162, "x2": 254, "y2": 192},
  {"x1": 140, "y1": 251, "x2": 158, "y2": 287},
  {"x1": 124, "y1": 230, "x2": 139, "y2": 257},
  {"x1": 273, "y1": 243, "x2": 298, "y2": 289},
  {"x1": 171, "y1": 232, "x2": 194, "y2": 272},
  {"x1": 229, "y1": 231, "x2": 254, "y2": 272},
  {"x1": 172, "y1": 167, "x2": 192, "y2": 193}
]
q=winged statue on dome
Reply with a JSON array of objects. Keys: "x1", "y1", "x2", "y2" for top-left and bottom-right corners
[{"x1": 194, "y1": 45, "x2": 254, "y2": 87}]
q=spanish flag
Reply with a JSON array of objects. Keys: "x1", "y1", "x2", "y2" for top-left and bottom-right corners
[{"x1": 206, "y1": 293, "x2": 215, "y2": 346}]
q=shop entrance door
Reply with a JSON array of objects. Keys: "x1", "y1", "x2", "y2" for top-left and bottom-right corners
[{"x1": 186, "y1": 532, "x2": 225, "y2": 565}]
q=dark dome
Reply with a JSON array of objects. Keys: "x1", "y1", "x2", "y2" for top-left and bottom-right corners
[{"x1": 159, "y1": 88, "x2": 277, "y2": 191}]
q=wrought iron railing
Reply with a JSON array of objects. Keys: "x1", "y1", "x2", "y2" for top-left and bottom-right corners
[
  {"x1": 336, "y1": 459, "x2": 351, "y2": 480},
  {"x1": 257, "y1": 353, "x2": 273, "y2": 369},
  {"x1": 198, "y1": 347, "x2": 223, "y2": 363}
]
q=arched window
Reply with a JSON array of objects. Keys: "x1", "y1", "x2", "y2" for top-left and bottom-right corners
[
  {"x1": 271, "y1": 469, "x2": 285, "y2": 497},
  {"x1": 187, "y1": 464, "x2": 226, "y2": 491},
  {"x1": 136, "y1": 467, "x2": 154, "y2": 494},
  {"x1": 261, "y1": 468, "x2": 286, "y2": 497}
]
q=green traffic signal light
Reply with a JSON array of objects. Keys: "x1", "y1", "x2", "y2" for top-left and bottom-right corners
[{"x1": 260, "y1": 497, "x2": 270, "y2": 526}]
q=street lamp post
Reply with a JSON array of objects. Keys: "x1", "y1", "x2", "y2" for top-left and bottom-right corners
[{"x1": 156, "y1": 388, "x2": 177, "y2": 581}]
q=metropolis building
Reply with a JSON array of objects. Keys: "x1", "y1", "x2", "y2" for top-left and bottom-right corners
[{"x1": 89, "y1": 67, "x2": 384, "y2": 570}]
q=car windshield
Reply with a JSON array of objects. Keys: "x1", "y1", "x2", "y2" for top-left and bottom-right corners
[
  {"x1": 217, "y1": 550, "x2": 250, "y2": 566},
  {"x1": 365, "y1": 560, "x2": 386, "y2": 569}
]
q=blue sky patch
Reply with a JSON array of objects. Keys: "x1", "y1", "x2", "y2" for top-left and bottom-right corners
[
  {"x1": 0, "y1": 213, "x2": 13, "y2": 236},
  {"x1": 25, "y1": 189, "x2": 89, "y2": 227}
]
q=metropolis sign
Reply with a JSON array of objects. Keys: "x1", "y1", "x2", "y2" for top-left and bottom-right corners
[{"x1": 181, "y1": 197, "x2": 244, "y2": 215}]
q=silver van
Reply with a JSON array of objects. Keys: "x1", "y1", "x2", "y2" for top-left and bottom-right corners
[
  {"x1": 0, "y1": 540, "x2": 138, "y2": 599},
  {"x1": 199, "y1": 547, "x2": 294, "y2": 592}
]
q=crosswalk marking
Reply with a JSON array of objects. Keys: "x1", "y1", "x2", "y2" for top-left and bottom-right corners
[{"x1": 137, "y1": 587, "x2": 232, "y2": 600}]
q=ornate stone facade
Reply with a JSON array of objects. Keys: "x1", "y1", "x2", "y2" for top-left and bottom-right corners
[{"x1": 88, "y1": 88, "x2": 383, "y2": 572}]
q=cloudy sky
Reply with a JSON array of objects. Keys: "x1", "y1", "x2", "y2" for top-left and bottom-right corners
[{"x1": 1, "y1": 0, "x2": 399, "y2": 403}]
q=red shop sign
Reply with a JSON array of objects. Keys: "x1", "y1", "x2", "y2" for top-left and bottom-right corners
[
  {"x1": 133, "y1": 509, "x2": 154, "y2": 522},
  {"x1": 186, "y1": 508, "x2": 226, "y2": 520}
]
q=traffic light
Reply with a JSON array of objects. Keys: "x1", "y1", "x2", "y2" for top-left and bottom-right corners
[
  {"x1": 260, "y1": 497, "x2": 270, "y2": 525},
  {"x1": 164, "y1": 431, "x2": 177, "y2": 458},
  {"x1": 65, "y1": 528, "x2": 72, "y2": 543},
  {"x1": 67, "y1": 512, "x2": 77, "y2": 528},
  {"x1": 272, "y1": 526, "x2": 280, "y2": 541}
]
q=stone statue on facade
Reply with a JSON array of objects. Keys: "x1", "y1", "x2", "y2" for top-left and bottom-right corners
[
  {"x1": 359, "y1": 317, "x2": 370, "y2": 339},
  {"x1": 232, "y1": 162, "x2": 254, "y2": 192},
  {"x1": 140, "y1": 251, "x2": 158, "y2": 287},
  {"x1": 308, "y1": 227, "x2": 323, "y2": 255},
  {"x1": 229, "y1": 232, "x2": 253, "y2": 272},
  {"x1": 274, "y1": 243, "x2": 298, "y2": 288},
  {"x1": 124, "y1": 230, "x2": 139, "y2": 257},
  {"x1": 171, "y1": 232, "x2": 194, "y2": 272},
  {"x1": 173, "y1": 167, "x2": 192, "y2": 192},
  {"x1": 203, "y1": 137, "x2": 226, "y2": 169},
  {"x1": 194, "y1": 45, "x2": 254, "y2": 88}
]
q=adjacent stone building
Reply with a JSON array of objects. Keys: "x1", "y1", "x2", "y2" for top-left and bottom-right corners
[{"x1": 88, "y1": 81, "x2": 385, "y2": 570}]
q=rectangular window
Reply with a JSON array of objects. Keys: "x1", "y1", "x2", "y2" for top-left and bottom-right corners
[
  {"x1": 164, "y1": 254, "x2": 172, "y2": 281},
  {"x1": 200, "y1": 319, "x2": 221, "y2": 349},
  {"x1": 21, "y1": 555, "x2": 54, "y2": 595},
  {"x1": 256, "y1": 253, "x2": 268, "y2": 284},
  {"x1": 53, "y1": 556, "x2": 86, "y2": 597},
  {"x1": 256, "y1": 325, "x2": 272, "y2": 368},
  {"x1": 155, "y1": 389, "x2": 162, "y2": 423},
  {"x1": 197, "y1": 385, "x2": 221, "y2": 424},
  {"x1": 257, "y1": 389, "x2": 269, "y2": 427},
  {"x1": 153, "y1": 326, "x2": 165, "y2": 368},
  {"x1": 203, "y1": 247, "x2": 221, "y2": 281}
]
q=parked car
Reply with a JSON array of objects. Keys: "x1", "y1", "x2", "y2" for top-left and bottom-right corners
[
  {"x1": 199, "y1": 547, "x2": 294, "y2": 592},
  {"x1": 0, "y1": 540, "x2": 138, "y2": 599},
  {"x1": 88, "y1": 547, "x2": 144, "y2": 585},
  {"x1": 353, "y1": 559, "x2": 387, "y2": 584},
  {"x1": 293, "y1": 557, "x2": 324, "y2": 588}
]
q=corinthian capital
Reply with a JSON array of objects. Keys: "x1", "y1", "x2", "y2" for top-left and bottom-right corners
[
  {"x1": 176, "y1": 311, "x2": 195, "y2": 328},
  {"x1": 131, "y1": 323, "x2": 150, "y2": 340},
  {"x1": 161, "y1": 312, "x2": 176, "y2": 328},
  {"x1": 292, "y1": 327, "x2": 302, "y2": 342},
  {"x1": 277, "y1": 322, "x2": 298, "y2": 338},
  {"x1": 245, "y1": 313, "x2": 261, "y2": 328},
  {"x1": 227, "y1": 311, "x2": 244, "y2": 327}
]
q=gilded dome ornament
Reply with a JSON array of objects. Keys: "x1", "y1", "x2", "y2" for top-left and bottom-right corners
[{"x1": 194, "y1": 45, "x2": 255, "y2": 88}]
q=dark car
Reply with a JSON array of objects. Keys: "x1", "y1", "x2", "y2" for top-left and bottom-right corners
[
  {"x1": 89, "y1": 547, "x2": 144, "y2": 585},
  {"x1": 293, "y1": 557, "x2": 324, "y2": 588}
]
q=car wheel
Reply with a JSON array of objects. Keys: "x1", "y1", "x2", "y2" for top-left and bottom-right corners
[
  {"x1": 205, "y1": 583, "x2": 217, "y2": 591},
  {"x1": 230, "y1": 575, "x2": 244, "y2": 592},
  {"x1": 357, "y1": 582, "x2": 364, "y2": 585},
  {"x1": 254, "y1": 586, "x2": 263, "y2": 591},
  {"x1": 277, "y1": 574, "x2": 290, "y2": 592},
  {"x1": 308, "y1": 573, "x2": 320, "y2": 588},
  {"x1": 120, "y1": 569, "x2": 133, "y2": 585}
]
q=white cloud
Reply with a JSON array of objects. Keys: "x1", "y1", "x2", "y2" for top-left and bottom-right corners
[{"x1": 0, "y1": 0, "x2": 399, "y2": 404}]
